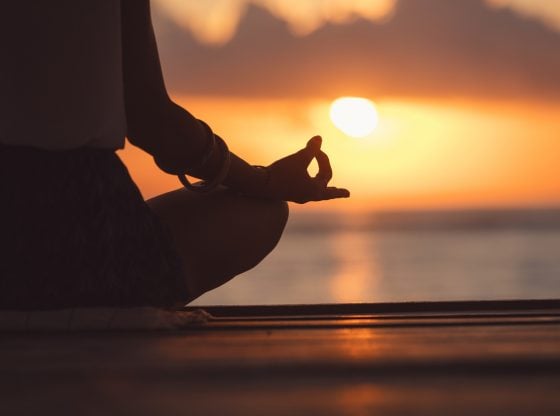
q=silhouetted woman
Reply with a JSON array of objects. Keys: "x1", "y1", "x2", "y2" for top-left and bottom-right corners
[{"x1": 0, "y1": 0, "x2": 349, "y2": 309}]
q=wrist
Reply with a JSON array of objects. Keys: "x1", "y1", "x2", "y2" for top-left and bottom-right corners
[
  {"x1": 234, "y1": 165, "x2": 272, "y2": 198},
  {"x1": 253, "y1": 165, "x2": 271, "y2": 190}
]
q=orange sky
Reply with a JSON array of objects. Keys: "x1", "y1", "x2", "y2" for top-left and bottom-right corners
[{"x1": 119, "y1": 96, "x2": 560, "y2": 211}]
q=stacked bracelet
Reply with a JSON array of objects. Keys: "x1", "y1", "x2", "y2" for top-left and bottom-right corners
[
  {"x1": 178, "y1": 134, "x2": 231, "y2": 193},
  {"x1": 185, "y1": 120, "x2": 216, "y2": 171}
]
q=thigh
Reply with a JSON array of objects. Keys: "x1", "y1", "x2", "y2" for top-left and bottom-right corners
[{"x1": 147, "y1": 187, "x2": 289, "y2": 300}]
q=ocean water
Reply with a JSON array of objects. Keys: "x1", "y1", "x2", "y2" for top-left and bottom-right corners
[{"x1": 191, "y1": 209, "x2": 560, "y2": 306}]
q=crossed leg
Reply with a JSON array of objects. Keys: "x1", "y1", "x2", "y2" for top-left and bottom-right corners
[{"x1": 148, "y1": 187, "x2": 289, "y2": 303}]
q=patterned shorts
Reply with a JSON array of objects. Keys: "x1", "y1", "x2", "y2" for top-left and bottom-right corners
[{"x1": 0, "y1": 144, "x2": 188, "y2": 309}]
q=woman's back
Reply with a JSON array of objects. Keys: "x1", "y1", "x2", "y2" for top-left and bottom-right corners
[{"x1": 0, "y1": 1, "x2": 126, "y2": 149}]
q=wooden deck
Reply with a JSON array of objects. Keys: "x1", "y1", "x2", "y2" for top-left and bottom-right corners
[{"x1": 1, "y1": 300, "x2": 560, "y2": 415}]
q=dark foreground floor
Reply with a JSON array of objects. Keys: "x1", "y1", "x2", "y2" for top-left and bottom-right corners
[{"x1": 1, "y1": 300, "x2": 560, "y2": 415}]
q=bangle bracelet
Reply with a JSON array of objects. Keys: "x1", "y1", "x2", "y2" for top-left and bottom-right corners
[
  {"x1": 184, "y1": 120, "x2": 216, "y2": 172},
  {"x1": 154, "y1": 119, "x2": 216, "y2": 174},
  {"x1": 178, "y1": 135, "x2": 231, "y2": 193}
]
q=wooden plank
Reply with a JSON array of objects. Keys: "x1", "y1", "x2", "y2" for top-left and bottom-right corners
[
  {"x1": 1, "y1": 301, "x2": 560, "y2": 415},
  {"x1": 185, "y1": 298, "x2": 560, "y2": 317}
]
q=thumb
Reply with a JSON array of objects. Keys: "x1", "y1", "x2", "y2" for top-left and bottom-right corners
[{"x1": 314, "y1": 150, "x2": 332, "y2": 184}]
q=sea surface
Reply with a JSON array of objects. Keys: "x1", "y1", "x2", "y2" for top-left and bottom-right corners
[{"x1": 192, "y1": 208, "x2": 560, "y2": 306}]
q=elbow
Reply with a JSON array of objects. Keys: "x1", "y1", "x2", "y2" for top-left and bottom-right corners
[{"x1": 124, "y1": 100, "x2": 213, "y2": 175}]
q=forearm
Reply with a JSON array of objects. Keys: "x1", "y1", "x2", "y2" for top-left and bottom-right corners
[
  {"x1": 128, "y1": 99, "x2": 268, "y2": 195},
  {"x1": 222, "y1": 153, "x2": 269, "y2": 196}
]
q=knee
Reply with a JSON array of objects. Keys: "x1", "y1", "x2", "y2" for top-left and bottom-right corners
[
  {"x1": 266, "y1": 199, "x2": 289, "y2": 241},
  {"x1": 275, "y1": 199, "x2": 290, "y2": 225},
  {"x1": 221, "y1": 198, "x2": 289, "y2": 278},
  {"x1": 249, "y1": 199, "x2": 289, "y2": 264}
]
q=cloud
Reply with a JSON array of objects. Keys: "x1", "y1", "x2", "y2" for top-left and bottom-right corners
[
  {"x1": 153, "y1": 0, "x2": 247, "y2": 44},
  {"x1": 153, "y1": 0, "x2": 560, "y2": 45},
  {"x1": 487, "y1": 0, "x2": 560, "y2": 32},
  {"x1": 153, "y1": 0, "x2": 560, "y2": 100},
  {"x1": 153, "y1": 0, "x2": 396, "y2": 44},
  {"x1": 251, "y1": 0, "x2": 397, "y2": 35}
]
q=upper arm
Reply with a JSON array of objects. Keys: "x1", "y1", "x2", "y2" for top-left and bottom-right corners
[
  {"x1": 121, "y1": 0, "x2": 169, "y2": 132},
  {"x1": 120, "y1": 0, "x2": 209, "y2": 172}
]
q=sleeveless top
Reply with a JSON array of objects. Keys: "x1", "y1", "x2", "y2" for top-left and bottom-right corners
[{"x1": 0, "y1": 1, "x2": 126, "y2": 149}]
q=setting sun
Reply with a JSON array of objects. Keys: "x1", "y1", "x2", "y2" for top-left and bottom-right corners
[{"x1": 330, "y1": 97, "x2": 379, "y2": 138}]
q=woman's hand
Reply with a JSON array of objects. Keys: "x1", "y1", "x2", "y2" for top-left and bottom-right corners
[{"x1": 260, "y1": 136, "x2": 350, "y2": 204}]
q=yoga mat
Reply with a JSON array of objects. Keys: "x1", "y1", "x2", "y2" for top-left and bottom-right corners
[{"x1": 0, "y1": 307, "x2": 211, "y2": 331}]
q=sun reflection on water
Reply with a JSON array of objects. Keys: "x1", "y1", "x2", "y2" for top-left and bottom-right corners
[{"x1": 329, "y1": 221, "x2": 380, "y2": 303}]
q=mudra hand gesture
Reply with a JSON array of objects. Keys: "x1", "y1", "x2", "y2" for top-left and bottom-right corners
[{"x1": 262, "y1": 136, "x2": 350, "y2": 204}]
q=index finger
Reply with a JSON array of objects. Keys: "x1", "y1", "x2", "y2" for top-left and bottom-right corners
[
  {"x1": 314, "y1": 150, "x2": 333, "y2": 184},
  {"x1": 294, "y1": 135, "x2": 322, "y2": 165}
]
